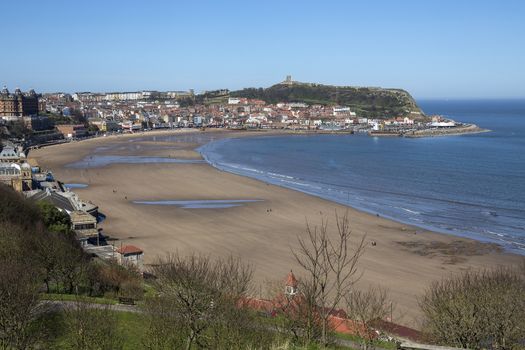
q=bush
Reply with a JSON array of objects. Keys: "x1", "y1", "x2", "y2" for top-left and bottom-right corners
[
  {"x1": 36, "y1": 200, "x2": 72, "y2": 235},
  {"x1": 420, "y1": 265, "x2": 525, "y2": 349}
]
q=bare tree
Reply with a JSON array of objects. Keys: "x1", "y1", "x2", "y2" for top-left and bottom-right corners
[
  {"x1": 346, "y1": 286, "x2": 392, "y2": 350},
  {"x1": 144, "y1": 253, "x2": 263, "y2": 350},
  {"x1": 420, "y1": 266, "x2": 525, "y2": 350},
  {"x1": 142, "y1": 295, "x2": 185, "y2": 350},
  {"x1": 292, "y1": 211, "x2": 366, "y2": 347},
  {"x1": 0, "y1": 260, "x2": 44, "y2": 350},
  {"x1": 63, "y1": 298, "x2": 123, "y2": 350}
]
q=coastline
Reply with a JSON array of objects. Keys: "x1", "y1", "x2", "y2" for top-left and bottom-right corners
[
  {"x1": 28, "y1": 129, "x2": 523, "y2": 327},
  {"x1": 198, "y1": 133, "x2": 525, "y2": 254}
]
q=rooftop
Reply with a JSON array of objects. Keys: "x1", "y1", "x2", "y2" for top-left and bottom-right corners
[
  {"x1": 116, "y1": 245, "x2": 143, "y2": 255},
  {"x1": 70, "y1": 210, "x2": 97, "y2": 224}
]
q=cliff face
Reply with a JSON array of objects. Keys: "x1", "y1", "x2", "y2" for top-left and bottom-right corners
[{"x1": 232, "y1": 82, "x2": 424, "y2": 119}]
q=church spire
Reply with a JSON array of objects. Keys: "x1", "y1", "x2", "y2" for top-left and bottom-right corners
[{"x1": 284, "y1": 270, "x2": 298, "y2": 296}]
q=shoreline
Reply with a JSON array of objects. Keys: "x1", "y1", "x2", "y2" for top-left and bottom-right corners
[
  {"x1": 29, "y1": 128, "x2": 523, "y2": 327},
  {"x1": 198, "y1": 135, "x2": 523, "y2": 255}
]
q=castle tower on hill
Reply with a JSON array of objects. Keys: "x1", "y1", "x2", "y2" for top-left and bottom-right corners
[{"x1": 282, "y1": 75, "x2": 294, "y2": 85}]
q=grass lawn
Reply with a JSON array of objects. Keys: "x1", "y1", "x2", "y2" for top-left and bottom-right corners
[
  {"x1": 39, "y1": 310, "x2": 146, "y2": 349},
  {"x1": 116, "y1": 312, "x2": 147, "y2": 349},
  {"x1": 41, "y1": 293, "x2": 118, "y2": 305},
  {"x1": 38, "y1": 307, "x2": 365, "y2": 349},
  {"x1": 335, "y1": 332, "x2": 398, "y2": 350}
]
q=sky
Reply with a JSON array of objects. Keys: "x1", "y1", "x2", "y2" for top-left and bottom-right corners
[{"x1": 1, "y1": 0, "x2": 524, "y2": 99}]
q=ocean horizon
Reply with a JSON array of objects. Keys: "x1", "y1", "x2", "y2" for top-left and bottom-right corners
[{"x1": 198, "y1": 99, "x2": 525, "y2": 254}]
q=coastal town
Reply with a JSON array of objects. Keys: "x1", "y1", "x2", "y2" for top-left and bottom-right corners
[{"x1": 1, "y1": 78, "x2": 482, "y2": 148}]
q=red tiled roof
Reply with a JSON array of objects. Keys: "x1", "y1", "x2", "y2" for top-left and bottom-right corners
[
  {"x1": 116, "y1": 245, "x2": 143, "y2": 255},
  {"x1": 239, "y1": 297, "x2": 274, "y2": 312}
]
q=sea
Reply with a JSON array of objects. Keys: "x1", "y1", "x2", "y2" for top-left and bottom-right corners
[{"x1": 198, "y1": 100, "x2": 525, "y2": 254}]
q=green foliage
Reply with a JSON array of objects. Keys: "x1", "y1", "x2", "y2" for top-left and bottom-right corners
[
  {"x1": 0, "y1": 184, "x2": 41, "y2": 229},
  {"x1": 231, "y1": 83, "x2": 422, "y2": 119},
  {"x1": 36, "y1": 200, "x2": 72, "y2": 234},
  {"x1": 5, "y1": 120, "x2": 32, "y2": 139},
  {"x1": 86, "y1": 124, "x2": 99, "y2": 133},
  {"x1": 0, "y1": 184, "x2": 146, "y2": 349},
  {"x1": 40, "y1": 111, "x2": 74, "y2": 125},
  {"x1": 178, "y1": 96, "x2": 195, "y2": 107},
  {"x1": 38, "y1": 309, "x2": 356, "y2": 350}
]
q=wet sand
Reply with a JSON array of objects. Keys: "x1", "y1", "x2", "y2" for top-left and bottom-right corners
[{"x1": 30, "y1": 129, "x2": 523, "y2": 327}]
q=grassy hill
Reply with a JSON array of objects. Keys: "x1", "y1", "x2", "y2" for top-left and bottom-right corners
[{"x1": 231, "y1": 81, "x2": 424, "y2": 119}]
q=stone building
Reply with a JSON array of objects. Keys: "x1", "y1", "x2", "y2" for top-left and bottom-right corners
[
  {"x1": 0, "y1": 86, "x2": 39, "y2": 119},
  {"x1": 0, "y1": 162, "x2": 32, "y2": 192},
  {"x1": 70, "y1": 210, "x2": 99, "y2": 245},
  {"x1": 0, "y1": 141, "x2": 26, "y2": 163}
]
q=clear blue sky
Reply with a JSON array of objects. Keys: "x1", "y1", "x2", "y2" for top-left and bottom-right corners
[{"x1": 1, "y1": 0, "x2": 524, "y2": 98}]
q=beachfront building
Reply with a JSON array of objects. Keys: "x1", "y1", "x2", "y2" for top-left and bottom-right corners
[
  {"x1": 0, "y1": 162, "x2": 32, "y2": 192},
  {"x1": 0, "y1": 141, "x2": 26, "y2": 163},
  {"x1": 26, "y1": 187, "x2": 99, "y2": 217},
  {"x1": 70, "y1": 210, "x2": 98, "y2": 245},
  {"x1": 89, "y1": 119, "x2": 121, "y2": 132},
  {"x1": 56, "y1": 124, "x2": 87, "y2": 139},
  {"x1": 241, "y1": 271, "x2": 422, "y2": 341},
  {"x1": 116, "y1": 245, "x2": 144, "y2": 270}
]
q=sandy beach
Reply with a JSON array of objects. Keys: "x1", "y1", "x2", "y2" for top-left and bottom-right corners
[{"x1": 30, "y1": 129, "x2": 523, "y2": 327}]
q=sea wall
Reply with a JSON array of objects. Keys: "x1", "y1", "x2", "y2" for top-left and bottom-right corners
[{"x1": 403, "y1": 124, "x2": 489, "y2": 138}]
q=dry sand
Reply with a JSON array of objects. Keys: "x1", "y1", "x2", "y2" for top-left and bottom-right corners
[{"x1": 30, "y1": 129, "x2": 523, "y2": 327}]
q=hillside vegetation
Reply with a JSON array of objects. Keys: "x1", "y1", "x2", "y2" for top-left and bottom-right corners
[{"x1": 232, "y1": 82, "x2": 423, "y2": 119}]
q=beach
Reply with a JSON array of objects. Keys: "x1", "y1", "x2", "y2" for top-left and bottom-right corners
[{"x1": 30, "y1": 129, "x2": 523, "y2": 327}]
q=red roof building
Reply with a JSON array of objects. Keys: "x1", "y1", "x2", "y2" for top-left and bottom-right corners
[
  {"x1": 116, "y1": 244, "x2": 144, "y2": 270},
  {"x1": 116, "y1": 245, "x2": 143, "y2": 255},
  {"x1": 241, "y1": 270, "x2": 423, "y2": 342}
]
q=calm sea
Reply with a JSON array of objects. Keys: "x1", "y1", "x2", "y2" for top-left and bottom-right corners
[{"x1": 198, "y1": 100, "x2": 525, "y2": 253}]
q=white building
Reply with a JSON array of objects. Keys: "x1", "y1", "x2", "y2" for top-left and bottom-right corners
[
  {"x1": 0, "y1": 142, "x2": 26, "y2": 163},
  {"x1": 431, "y1": 121, "x2": 456, "y2": 127},
  {"x1": 333, "y1": 106, "x2": 356, "y2": 117},
  {"x1": 403, "y1": 117, "x2": 415, "y2": 125}
]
